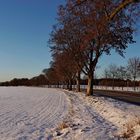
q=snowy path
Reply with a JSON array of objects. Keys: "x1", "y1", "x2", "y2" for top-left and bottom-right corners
[
  {"x1": 54, "y1": 91, "x2": 118, "y2": 140},
  {"x1": 51, "y1": 90, "x2": 140, "y2": 140},
  {"x1": 0, "y1": 87, "x2": 69, "y2": 140}
]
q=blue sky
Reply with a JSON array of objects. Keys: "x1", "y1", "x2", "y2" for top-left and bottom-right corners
[
  {"x1": 0, "y1": 0, "x2": 139, "y2": 82},
  {"x1": 0, "y1": 0, "x2": 64, "y2": 82}
]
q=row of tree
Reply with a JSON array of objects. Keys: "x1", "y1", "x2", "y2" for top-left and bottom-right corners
[
  {"x1": 47, "y1": 0, "x2": 140, "y2": 95},
  {"x1": 0, "y1": 75, "x2": 48, "y2": 87},
  {"x1": 97, "y1": 79, "x2": 140, "y2": 89},
  {"x1": 101, "y1": 57, "x2": 140, "y2": 90},
  {"x1": 0, "y1": 57, "x2": 140, "y2": 89},
  {"x1": 41, "y1": 57, "x2": 140, "y2": 91},
  {"x1": 0, "y1": 68, "x2": 139, "y2": 90}
]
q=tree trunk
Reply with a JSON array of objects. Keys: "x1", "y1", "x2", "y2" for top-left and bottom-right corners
[
  {"x1": 76, "y1": 71, "x2": 81, "y2": 92},
  {"x1": 122, "y1": 86, "x2": 124, "y2": 91},
  {"x1": 67, "y1": 81, "x2": 69, "y2": 90},
  {"x1": 57, "y1": 82, "x2": 59, "y2": 88},
  {"x1": 69, "y1": 79, "x2": 73, "y2": 91},
  {"x1": 86, "y1": 70, "x2": 94, "y2": 96},
  {"x1": 62, "y1": 82, "x2": 65, "y2": 89},
  {"x1": 112, "y1": 78, "x2": 115, "y2": 90},
  {"x1": 133, "y1": 77, "x2": 136, "y2": 91}
]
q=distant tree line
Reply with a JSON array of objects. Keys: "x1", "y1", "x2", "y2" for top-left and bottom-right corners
[
  {"x1": 0, "y1": 74, "x2": 48, "y2": 87},
  {"x1": 102, "y1": 57, "x2": 140, "y2": 90},
  {"x1": 79, "y1": 78, "x2": 140, "y2": 87},
  {"x1": 0, "y1": 75, "x2": 140, "y2": 88},
  {"x1": 0, "y1": 57, "x2": 140, "y2": 90}
]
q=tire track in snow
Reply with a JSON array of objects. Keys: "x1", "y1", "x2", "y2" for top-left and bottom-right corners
[{"x1": 0, "y1": 87, "x2": 69, "y2": 140}]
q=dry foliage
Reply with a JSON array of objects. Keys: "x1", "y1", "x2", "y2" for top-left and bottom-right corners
[
  {"x1": 120, "y1": 118, "x2": 140, "y2": 139},
  {"x1": 57, "y1": 122, "x2": 69, "y2": 130}
]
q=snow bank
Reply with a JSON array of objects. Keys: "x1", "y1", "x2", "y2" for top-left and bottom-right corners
[{"x1": 51, "y1": 90, "x2": 140, "y2": 140}]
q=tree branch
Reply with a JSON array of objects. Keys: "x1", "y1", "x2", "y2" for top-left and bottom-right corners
[{"x1": 109, "y1": 0, "x2": 140, "y2": 20}]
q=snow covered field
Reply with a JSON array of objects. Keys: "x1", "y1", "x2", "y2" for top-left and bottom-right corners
[
  {"x1": 0, "y1": 87, "x2": 69, "y2": 140},
  {"x1": 0, "y1": 87, "x2": 140, "y2": 140}
]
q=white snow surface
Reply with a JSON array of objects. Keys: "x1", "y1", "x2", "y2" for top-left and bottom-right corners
[
  {"x1": 0, "y1": 87, "x2": 140, "y2": 140},
  {"x1": 0, "y1": 87, "x2": 69, "y2": 140},
  {"x1": 51, "y1": 90, "x2": 140, "y2": 140}
]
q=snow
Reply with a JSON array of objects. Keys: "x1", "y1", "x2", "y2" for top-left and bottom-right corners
[
  {"x1": 0, "y1": 87, "x2": 69, "y2": 140},
  {"x1": 0, "y1": 87, "x2": 140, "y2": 140},
  {"x1": 50, "y1": 90, "x2": 140, "y2": 140},
  {"x1": 52, "y1": 85, "x2": 140, "y2": 92},
  {"x1": 93, "y1": 86, "x2": 140, "y2": 92},
  {"x1": 79, "y1": 85, "x2": 140, "y2": 92}
]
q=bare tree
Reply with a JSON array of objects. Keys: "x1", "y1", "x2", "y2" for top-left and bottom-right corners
[
  {"x1": 127, "y1": 57, "x2": 140, "y2": 91},
  {"x1": 108, "y1": 64, "x2": 119, "y2": 89},
  {"x1": 117, "y1": 66, "x2": 128, "y2": 90},
  {"x1": 117, "y1": 66, "x2": 127, "y2": 80},
  {"x1": 49, "y1": 4, "x2": 86, "y2": 92},
  {"x1": 42, "y1": 67, "x2": 59, "y2": 87},
  {"x1": 102, "y1": 68, "x2": 110, "y2": 79},
  {"x1": 49, "y1": 0, "x2": 140, "y2": 96},
  {"x1": 102, "y1": 68, "x2": 111, "y2": 89}
]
